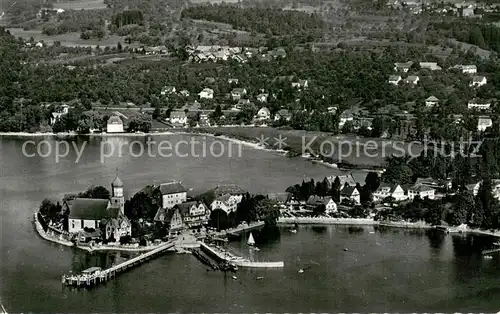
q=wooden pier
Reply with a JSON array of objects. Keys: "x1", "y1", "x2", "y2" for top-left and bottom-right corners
[{"x1": 62, "y1": 240, "x2": 175, "y2": 289}]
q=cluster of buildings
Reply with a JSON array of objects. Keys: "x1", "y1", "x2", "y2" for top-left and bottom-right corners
[
  {"x1": 186, "y1": 45, "x2": 287, "y2": 63},
  {"x1": 134, "y1": 46, "x2": 169, "y2": 55},
  {"x1": 153, "y1": 182, "x2": 247, "y2": 236},
  {"x1": 388, "y1": 61, "x2": 495, "y2": 131},
  {"x1": 389, "y1": 62, "x2": 486, "y2": 88},
  {"x1": 386, "y1": 0, "x2": 481, "y2": 17},
  {"x1": 64, "y1": 175, "x2": 251, "y2": 240}
]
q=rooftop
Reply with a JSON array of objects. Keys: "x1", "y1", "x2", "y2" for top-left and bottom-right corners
[
  {"x1": 107, "y1": 116, "x2": 122, "y2": 125},
  {"x1": 159, "y1": 182, "x2": 187, "y2": 195},
  {"x1": 68, "y1": 198, "x2": 111, "y2": 220}
]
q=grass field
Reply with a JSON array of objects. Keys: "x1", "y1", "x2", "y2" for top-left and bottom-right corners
[
  {"x1": 52, "y1": 0, "x2": 107, "y2": 10},
  {"x1": 197, "y1": 127, "x2": 423, "y2": 167}
]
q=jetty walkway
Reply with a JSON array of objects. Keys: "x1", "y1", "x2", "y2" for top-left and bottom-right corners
[
  {"x1": 200, "y1": 242, "x2": 284, "y2": 268},
  {"x1": 211, "y1": 221, "x2": 265, "y2": 237},
  {"x1": 62, "y1": 240, "x2": 175, "y2": 288}
]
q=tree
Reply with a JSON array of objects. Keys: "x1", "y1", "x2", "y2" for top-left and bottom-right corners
[
  {"x1": 330, "y1": 176, "x2": 341, "y2": 202},
  {"x1": 313, "y1": 203, "x2": 326, "y2": 215},
  {"x1": 208, "y1": 209, "x2": 231, "y2": 231},
  {"x1": 127, "y1": 114, "x2": 152, "y2": 132},
  {"x1": 78, "y1": 186, "x2": 110, "y2": 199},
  {"x1": 365, "y1": 172, "x2": 380, "y2": 192},
  {"x1": 124, "y1": 186, "x2": 162, "y2": 221},
  {"x1": 446, "y1": 192, "x2": 474, "y2": 226},
  {"x1": 39, "y1": 199, "x2": 62, "y2": 220}
]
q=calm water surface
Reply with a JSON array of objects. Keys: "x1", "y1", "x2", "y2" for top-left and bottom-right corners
[{"x1": 1, "y1": 135, "x2": 500, "y2": 312}]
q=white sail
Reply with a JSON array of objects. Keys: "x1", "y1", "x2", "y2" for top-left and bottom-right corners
[{"x1": 247, "y1": 232, "x2": 255, "y2": 246}]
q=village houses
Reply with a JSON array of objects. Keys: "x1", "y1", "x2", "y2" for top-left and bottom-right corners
[
  {"x1": 256, "y1": 93, "x2": 268, "y2": 102},
  {"x1": 50, "y1": 104, "x2": 69, "y2": 125},
  {"x1": 406, "y1": 184, "x2": 436, "y2": 200},
  {"x1": 255, "y1": 107, "x2": 271, "y2": 120},
  {"x1": 306, "y1": 196, "x2": 337, "y2": 213},
  {"x1": 468, "y1": 99, "x2": 491, "y2": 110},
  {"x1": 231, "y1": 88, "x2": 247, "y2": 101},
  {"x1": 339, "y1": 110, "x2": 354, "y2": 129},
  {"x1": 394, "y1": 61, "x2": 413, "y2": 72},
  {"x1": 461, "y1": 65, "x2": 477, "y2": 74},
  {"x1": 210, "y1": 184, "x2": 245, "y2": 214},
  {"x1": 158, "y1": 181, "x2": 188, "y2": 209},
  {"x1": 161, "y1": 86, "x2": 176, "y2": 95},
  {"x1": 174, "y1": 201, "x2": 210, "y2": 228},
  {"x1": 340, "y1": 186, "x2": 361, "y2": 204},
  {"x1": 425, "y1": 96, "x2": 439, "y2": 107},
  {"x1": 478, "y1": 116, "x2": 493, "y2": 131},
  {"x1": 470, "y1": 76, "x2": 487, "y2": 87},
  {"x1": 198, "y1": 88, "x2": 214, "y2": 99},
  {"x1": 291, "y1": 80, "x2": 308, "y2": 89},
  {"x1": 419, "y1": 62, "x2": 441, "y2": 71},
  {"x1": 373, "y1": 183, "x2": 407, "y2": 201},
  {"x1": 405, "y1": 75, "x2": 420, "y2": 85},
  {"x1": 169, "y1": 111, "x2": 187, "y2": 126},
  {"x1": 388, "y1": 75, "x2": 402, "y2": 85},
  {"x1": 274, "y1": 109, "x2": 292, "y2": 121},
  {"x1": 107, "y1": 115, "x2": 124, "y2": 133}
]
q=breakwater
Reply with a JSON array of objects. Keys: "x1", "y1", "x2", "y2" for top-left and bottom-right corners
[{"x1": 199, "y1": 242, "x2": 284, "y2": 268}]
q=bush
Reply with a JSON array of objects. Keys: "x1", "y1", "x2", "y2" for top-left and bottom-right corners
[{"x1": 120, "y1": 235, "x2": 132, "y2": 244}]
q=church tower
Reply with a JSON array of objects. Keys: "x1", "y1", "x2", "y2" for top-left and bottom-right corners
[{"x1": 111, "y1": 170, "x2": 125, "y2": 215}]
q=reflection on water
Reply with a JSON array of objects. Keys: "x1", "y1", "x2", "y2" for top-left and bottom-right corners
[
  {"x1": 347, "y1": 226, "x2": 364, "y2": 234},
  {"x1": 312, "y1": 226, "x2": 328, "y2": 234},
  {"x1": 426, "y1": 229, "x2": 446, "y2": 250}
]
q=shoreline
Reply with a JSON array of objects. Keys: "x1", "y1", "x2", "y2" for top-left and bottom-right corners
[
  {"x1": 0, "y1": 129, "x2": 347, "y2": 170},
  {"x1": 33, "y1": 211, "x2": 170, "y2": 252}
]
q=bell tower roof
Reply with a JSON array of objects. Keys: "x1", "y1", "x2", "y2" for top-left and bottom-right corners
[{"x1": 111, "y1": 168, "x2": 123, "y2": 187}]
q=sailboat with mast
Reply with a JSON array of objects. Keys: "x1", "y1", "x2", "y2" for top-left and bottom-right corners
[{"x1": 247, "y1": 232, "x2": 259, "y2": 251}]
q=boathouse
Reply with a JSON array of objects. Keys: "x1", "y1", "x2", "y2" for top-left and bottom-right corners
[{"x1": 107, "y1": 115, "x2": 124, "y2": 133}]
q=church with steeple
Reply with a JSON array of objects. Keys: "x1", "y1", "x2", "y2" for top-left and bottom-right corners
[
  {"x1": 110, "y1": 172, "x2": 125, "y2": 214},
  {"x1": 65, "y1": 171, "x2": 131, "y2": 242}
]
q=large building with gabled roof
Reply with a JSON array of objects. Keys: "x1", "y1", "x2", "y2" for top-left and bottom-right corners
[
  {"x1": 65, "y1": 174, "x2": 131, "y2": 242},
  {"x1": 159, "y1": 181, "x2": 188, "y2": 209}
]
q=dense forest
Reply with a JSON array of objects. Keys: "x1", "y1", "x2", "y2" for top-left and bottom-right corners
[
  {"x1": 112, "y1": 9, "x2": 145, "y2": 28},
  {"x1": 181, "y1": 4, "x2": 326, "y2": 38}
]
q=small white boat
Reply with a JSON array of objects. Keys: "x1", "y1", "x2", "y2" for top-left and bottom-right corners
[
  {"x1": 290, "y1": 229, "x2": 297, "y2": 233},
  {"x1": 247, "y1": 232, "x2": 256, "y2": 246},
  {"x1": 484, "y1": 255, "x2": 493, "y2": 259},
  {"x1": 298, "y1": 269, "x2": 304, "y2": 274},
  {"x1": 232, "y1": 276, "x2": 237, "y2": 280},
  {"x1": 256, "y1": 276, "x2": 264, "y2": 280},
  {"x1": 369, "y1": 231, "x2": 375, "y2": 234}
]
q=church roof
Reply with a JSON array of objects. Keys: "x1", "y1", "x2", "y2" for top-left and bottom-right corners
[
  {"x1": 112, "y1": 176, "x2": 123, "y2": 187},
  {"x1": 68, "y1": 198, "x2": 110, "y2": 220}
]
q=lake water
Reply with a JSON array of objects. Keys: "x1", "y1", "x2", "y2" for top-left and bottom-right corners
[{"x1": 1, "y1": 135, "x2": 500, "y2": 312}]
